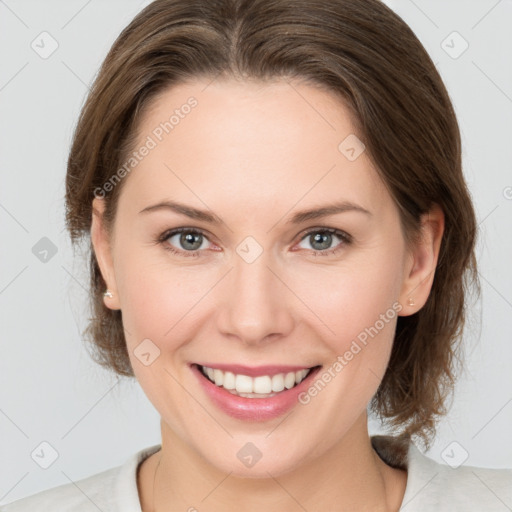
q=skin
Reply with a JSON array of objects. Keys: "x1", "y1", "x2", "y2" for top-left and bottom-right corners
[{"x1": 91, "y1": 78, "x2": 444, "y2": 511}]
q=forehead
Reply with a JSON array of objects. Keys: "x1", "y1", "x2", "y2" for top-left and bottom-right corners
[
  {"x1": 118, "y1": 78, "x2": 387, "y2": 219},
  {"x1": 138, "y1": 78, "x2": 359, "y2": 157}
]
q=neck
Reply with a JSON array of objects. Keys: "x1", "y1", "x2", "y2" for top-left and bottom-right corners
[{"x1": 138, "y1": 413, "x2": 407, "y2": 512}]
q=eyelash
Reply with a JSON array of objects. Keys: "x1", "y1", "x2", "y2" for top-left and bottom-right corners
[{"x1": 156, "y1": 227, "x2": 352, "y2": 258}]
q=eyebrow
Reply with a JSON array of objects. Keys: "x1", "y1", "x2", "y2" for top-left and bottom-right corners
[
  {"x1": 285, "y1": 201, "x2": 372, "y2": 224},
  {"x1": 139, "y1": 199, "x2": 372, "y2": 224}
]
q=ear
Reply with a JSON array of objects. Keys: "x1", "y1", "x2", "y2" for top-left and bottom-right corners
[
  {"x1": 91, "y1": 197, "x2": 121, "y2": 310},
  {"x1": 398, "y1": 203, "x2": 445, "y2": 316}
]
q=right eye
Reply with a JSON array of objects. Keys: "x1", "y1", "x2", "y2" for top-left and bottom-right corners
[{"x1": 158, "y1": 228, "x2": 213, "y2": 257}]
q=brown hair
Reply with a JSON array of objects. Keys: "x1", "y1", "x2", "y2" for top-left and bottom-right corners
[{"x1": 65, "y1": 0, "x2": 479, "y2": 450}]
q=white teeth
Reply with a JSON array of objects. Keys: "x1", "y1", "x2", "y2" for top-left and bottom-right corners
[
  {"x1": 223, "y1": 371, "x2": 236, "y2": 390},
  {"x1": 200, "y1": 365, "x2": 313, "y2": 396},
  {"x1": 271, "y1": 374, "x2": 285, "y2": 392},
  {"x1": 253, "y1": 375, "x2": 272, "y2": 394},
  {"x1": 213, "y1": 369, "x2": 224, "y2": 386},
  {"x1": 235, "y1": 374, "x2": 253, "y2": 393},
  {"x1": 228, "y1": 390, "x2": 277, "y2": 398},
  {"x1": 284, "y1": 372, "x2": 296, "y2": 389}
]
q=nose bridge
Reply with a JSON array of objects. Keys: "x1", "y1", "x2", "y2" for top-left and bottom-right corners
[{"x1": 216, "y1": 244, "x2": 293, "y2": 344}]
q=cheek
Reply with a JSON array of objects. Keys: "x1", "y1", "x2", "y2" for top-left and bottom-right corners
[
  {"x1": 114, "y1": 249, "x2": 210, "y2": 348},
  {"x1": 293, "y1": 250, "x2": 404, "y2": 350},
  {"x1": 115, "y1": 252, "x2": 206, "y2": 418}
]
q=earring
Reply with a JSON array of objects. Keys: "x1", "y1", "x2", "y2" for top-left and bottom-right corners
[
  {"x1": 407, "y1": 297, "x2": 415, "y2": 306},
  {"x1": 103, "y1": 289, "x2": 113, "y2": 298}
]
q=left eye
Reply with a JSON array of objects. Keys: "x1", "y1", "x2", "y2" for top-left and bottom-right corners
[{"x1": 296, "y1": 229, "x2": 350, "y2": 253}]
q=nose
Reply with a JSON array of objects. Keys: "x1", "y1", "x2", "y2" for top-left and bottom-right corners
[{"x1": 216, "y1": 249, "x2": 294, "y2": 346}]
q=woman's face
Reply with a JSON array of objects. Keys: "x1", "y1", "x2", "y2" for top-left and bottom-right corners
[{"x1": 92, "y1": 78, "x2": 441, "y2": 477}]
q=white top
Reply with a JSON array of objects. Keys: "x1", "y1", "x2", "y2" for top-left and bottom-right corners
[{"x1": 2, "y1": 435, "x2": 511, "y2": 511}]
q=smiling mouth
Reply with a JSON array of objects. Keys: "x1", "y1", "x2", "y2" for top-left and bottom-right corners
[{"x1": 196, "y1": 364, "x2": 321, "y2": 398}]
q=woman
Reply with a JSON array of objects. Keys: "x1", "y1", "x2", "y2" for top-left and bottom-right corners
[{"x1": 4, "y1": 0, "x2": 511, "y2": 510}]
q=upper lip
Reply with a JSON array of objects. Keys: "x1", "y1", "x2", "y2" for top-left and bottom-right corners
[{"x1": 193, "y1": 363, "x2": 317, "y2": 377}]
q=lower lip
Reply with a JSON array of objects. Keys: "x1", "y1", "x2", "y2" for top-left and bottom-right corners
[{"x1": 191, "y1": 364, "x2": 321, "y2": 422}]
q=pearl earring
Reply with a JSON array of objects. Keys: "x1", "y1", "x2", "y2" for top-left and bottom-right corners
[{"x1": 103, "y1": 289, "x2": 113, "y2": 298}]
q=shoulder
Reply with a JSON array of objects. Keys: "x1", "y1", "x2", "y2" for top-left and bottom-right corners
[
  {"x1": 371, "y1": 435, "x2": 512, "y2": 511},
  {"x1": 1, "y1": 444, "x2": 161, "y2": 512},
  {"x1": 0, "y1": 466, "x2": 119, "y2": 512},
  {"x1": 404, "y1": 441, "x2": 512, "y2": 510}
]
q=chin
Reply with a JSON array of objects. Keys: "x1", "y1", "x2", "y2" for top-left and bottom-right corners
[{"x1": 198, "y1": 437, "x2": 310, "y2": 479}]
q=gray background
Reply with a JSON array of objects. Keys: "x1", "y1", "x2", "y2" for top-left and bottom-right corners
[{"x1": 1, "y1": 0, "x2": 511, "y2": 504}]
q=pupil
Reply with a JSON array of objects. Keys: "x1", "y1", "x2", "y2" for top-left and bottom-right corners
[
  {"x1": 181, "y1": 232, "x2": 202, "y2": 250},
  {"x1": 311, "y1": 232, "x2": 331, "y2": 250}
]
